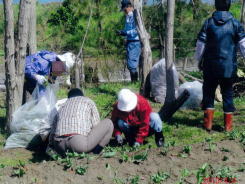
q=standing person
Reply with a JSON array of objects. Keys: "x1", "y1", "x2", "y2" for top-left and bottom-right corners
[
  {"x1": 195, "y1": 0, "x2": 245, "y2": 132},
  {"x1": 23, "y1": 51, "x2": 75, "y2": 103},
  {"x1": 117, "y1": 0, "x2": 141, "y2": 82},
  {"x1": 111, "y1": 89, "x2": 164, "y2": 147},
  {"x1": 48, "y1": 88, "x2": 114, "y2": 156}
]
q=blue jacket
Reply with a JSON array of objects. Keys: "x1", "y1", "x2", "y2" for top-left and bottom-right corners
[
  {"x1": 25, "y1": 50, "x2": 58, "y2": 80},
  {"x1": 198, "y1": 11, "x2": 245, "y2": 78},
  {"x1": 122, "y1": 11, "x2": 140, "y2": 41}
]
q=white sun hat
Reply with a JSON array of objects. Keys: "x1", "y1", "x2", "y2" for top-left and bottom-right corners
[
  {"x1": 117, "y1": 89, "x2": 138, "y2": 112},
  {"x1": 57, "y1": 52, "x2": 75, "y2": 71}
]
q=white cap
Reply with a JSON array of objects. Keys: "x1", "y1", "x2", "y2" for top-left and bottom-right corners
[
  {"x1": 57, "y1": 52, "x2": 75, "y2": 71},
  {"x1": 117, "y1": 89, "x2": 137, "y2": 112}
]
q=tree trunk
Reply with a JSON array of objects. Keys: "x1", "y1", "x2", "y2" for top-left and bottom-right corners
[
  {"x1": 165, "y1": 0, "x2": 175, "y2": 103},
  {"x1": 131, "y1": 0, "x2": 153, "y2": 96},
  {"x1": 27, "y1": 0, "x2": 37, "y2": 55},
  {"x1": 4, "y1": 0, "x2": 31, "y2": 129},
  {"x1": 3, "y1": 0, "x2": 16, "y2": 129},
  {"x1": 241, "y1": 0, "x2": 245, "y2": 26}
]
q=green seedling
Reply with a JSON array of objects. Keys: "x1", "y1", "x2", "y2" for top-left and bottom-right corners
[
  {"x1": 214, "y1": 166, "x2": 237, "y2": 182},
  {"x1": 237, "y1": 163, "x2": 245, "y2": 172},
  {"x1": 78, "y1": 152, "x2": 87, "y2": 159},
  {"x1": 13, "y1": 168, "x2": 26, "y2": 178},
  {"x1": 176, "y1": 169, "x2": 191, "y2": 184},
  {"x1": 178, "y1": 153, "x2": 188, "y2": 158},
  {"x1": 205, "y1": 137, "x2": 213, "y2": 143},
  {"x1": 0, "y1": 163, "x2": 5, "y2": 168},
  {"x1": 205, "y1": 142, "x2": 216, "y2": 152},
  {"x1": 226, "y1": 130, "x2": 240, "y2": 140},
  {"x1": 75, "y1": 166, "x2": 87, "y2": 175},
  {"x1": 160, "y1": 147, "x2": 169, "y2": 156},
  {"x1": 182, "y1": 145, "x2": 192, "y2": 154},
  {"x1": 119, "y1": 152, "x2": 130, "y2": 163},
  {"x1": 150, "y1": 171, "x2": 170, "y2": 183},
  {"x1": 196, "y1": 163, "x2": 211, "y2": 184},
  {"x1": 221, "y1": 147, "x2": 230, "y2": 152},
  {"x1": 61, "y1": 157, "x2": 73, "y2": 170},
  {"x1": 12, "y1": 160, "x2": 26, "y2": 178},
  {"x1": 102, "y1": 151, "x2": 117, "y2": 158},
  {"x1": 129, "y1": 175, "x2": 140, "y2": 184},
  {"x1": 132, "y1": 151, "x2": 148, "y2": 164},
  {"x1": 222, "y1": 156, "x2": 229, "y2": 161},
  {"x1": 240, "y1": 131, "x2": 245, "y2": 144}
]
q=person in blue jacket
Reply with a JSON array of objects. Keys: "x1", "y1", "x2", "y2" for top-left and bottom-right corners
[
  {"x1": 117, "y1": 0, "x2": 141, "y2": 82},
  {"x1": 23, "y1": 51, "x2": 75, "y2": 103},
  {"x1": 195, "y1": 0, "x2": 245, "y2": 132}
]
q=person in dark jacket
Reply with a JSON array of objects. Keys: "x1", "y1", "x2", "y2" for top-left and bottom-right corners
[
  {"x1": 195, "y1": 0, "x2": 245, "y2": 132},
  {"x1": 117, "y1": 0, "x2": 141, "y2": 82}
]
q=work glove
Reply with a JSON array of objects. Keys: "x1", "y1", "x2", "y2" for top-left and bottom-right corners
[
  {"x1": 116, "y1": 135, "x2": 123, "y2": 145},
  {"x1": 133, "y1": 142, "x2": 141, "y2": 147},
  {"x1": 116, "y1": 30, "x2": 127, "y2": 36},
  {"x1": 35, "y1": 75, "x2": 47, "y2": 85}
]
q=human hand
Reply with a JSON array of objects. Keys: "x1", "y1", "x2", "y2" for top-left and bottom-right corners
[
  {"x1": 35, "y1": 75, "x2": 47, "y2": 85},
  {"x1": 116, "y1": 135, "x2": 123, "y2": 145},
  {"x1": 133, "y1": 142, "x2": 141, "y2": 147},
  {"x1": 116, "y1": 30, "x2": 127, "y2": 36}
]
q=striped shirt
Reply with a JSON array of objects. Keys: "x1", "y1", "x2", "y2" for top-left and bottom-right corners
[{"x1": 51, "y1": 96, "x2": 100, "y2": 136}]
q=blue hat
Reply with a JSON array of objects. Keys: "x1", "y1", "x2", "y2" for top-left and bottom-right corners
[
  {"x1": 215, "y1": 0, "x2": 231, "y2": 11},
  {"x1": 121, "y1": 0, "x2": 132, "y2": 10}
]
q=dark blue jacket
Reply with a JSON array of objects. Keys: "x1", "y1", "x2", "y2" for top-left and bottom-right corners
[{"x1": 198, "y1": 11, "x2": 245, "y2": 78}]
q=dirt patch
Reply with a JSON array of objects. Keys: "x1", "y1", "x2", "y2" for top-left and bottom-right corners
[{"x1": 0, "y1": 140, "x2": 244, "y2": 184}]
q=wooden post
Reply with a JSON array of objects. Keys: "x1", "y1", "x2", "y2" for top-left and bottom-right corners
[{"x1": 241, "y1": 0, "x2": 245, "y2": 27}]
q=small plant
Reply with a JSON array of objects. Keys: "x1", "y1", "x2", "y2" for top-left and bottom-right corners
[
  {"x1": 221, "y1": 147, "x2": 230, "y2": 152},
  {"x1": 214, "y1": 166, "x2": 237, "y2": 182},
  {"x1": 61, "y1": 157, "x2": 73, "y2": 170},
  {"x1": 119, "y1": 152, "x2": 130, "y2": 163},
  {"x1": 102, "y1": 151, "x2": 117, "y2": 158},
  {"x1": 182, "y1": 145, "x2": 192, "y2": 154},
  {"x1": 150, "y1": 171, "x2": 170, "y2": 183},
  {"x1": 176, "y1": 169, "x2": 191, "y2": 184},
  {"x1": 75, "y1": 166, "x2": 87, "y2": 175},
  {"x1": 129, "y1": 175, "x2": 140, "y2": 184},
  {"x1": 196, "y1": 163, "x2": 211, "y2": 184},
  {"x1": 12, "y1": 160, "x2": 26, "y2": 178},
  {"x1": 0, "y1": 163, "x2": 5, "y2": 168},
  {"x1": 226, "y1": 130, "x2": 240, "y2": 140},
  {"x1": 237, "y1": 163, "x2": 245, "y2": 172},
  {"x1": 240, "y1": 131, "x2": 245, "y2": 145},
  {"x1": 132, "y1": 151, "x2": 148, "y2": 164},
  {"x1": 205, "y1": 142, "x2": 216, "y2": 152},
  {"x1": 222, "y1": 156, "x2": 229, "y2": 161}
]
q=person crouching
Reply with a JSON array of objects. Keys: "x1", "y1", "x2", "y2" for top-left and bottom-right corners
[
  {"x1": 111, "y1": 89, "x2": 164, "y2": 147},
  {"x1": 49, "y1": 88, "x2": 114, "y2": 156}
]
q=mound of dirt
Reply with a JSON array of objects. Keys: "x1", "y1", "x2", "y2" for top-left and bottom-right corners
[{"x1": 0, "y1": 140, "x2": 244, "y2": 184}]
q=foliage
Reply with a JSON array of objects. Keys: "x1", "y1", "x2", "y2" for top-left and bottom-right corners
[{"x1": 150, "y1": 171, "x2": 170, "y2": 183}]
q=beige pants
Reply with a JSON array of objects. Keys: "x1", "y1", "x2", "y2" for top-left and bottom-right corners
[{"x1": 53, "y1": 119, "x2": 113, "y2": 155}]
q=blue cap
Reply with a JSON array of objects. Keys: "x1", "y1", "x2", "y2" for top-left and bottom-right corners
[{"x1": 121, "y1": 0, "x2": 132, "y2": 10}]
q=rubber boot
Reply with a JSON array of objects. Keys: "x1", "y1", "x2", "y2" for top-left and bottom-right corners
[
  {"x1": 155, "y1": 131, "x2": 165, "y2": 147},
  {"x1": 130, "y1": 71, "x2": 138, "y2": 83},
  {"x1": 224, "y1": 113, "x2": 233, "y2": 132},
  {"x1": 204, "y1": 108, "x2": 214, "y2": 131}
]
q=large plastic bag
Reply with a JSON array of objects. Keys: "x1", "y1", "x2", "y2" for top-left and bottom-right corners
[
  {"x1": 4, "y1": 85, "x2": 57, "y2": 149},
  {"x1": 178, "y1": 81, "x2": 203, "y2": 109},
  {"x1": 150, "y1": 58, "x2": 179, "y2": 104}
]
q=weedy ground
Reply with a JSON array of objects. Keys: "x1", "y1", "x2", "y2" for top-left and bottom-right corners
[{"x1": 0, "y1": 82, "x2": 244, "y2": 184}]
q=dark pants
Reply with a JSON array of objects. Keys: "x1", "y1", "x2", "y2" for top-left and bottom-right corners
[{"x1": 202, "y1": 75, "x2": 235, "y2": 112}]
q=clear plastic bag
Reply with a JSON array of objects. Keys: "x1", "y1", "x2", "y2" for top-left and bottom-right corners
[
  {"x1": 4, "y1": 85, "x2": 57, "y2": 149},
  {"x1": 178, "y1": 81, "x2": 203, "y2": 109},
  {"x1": 150, "y1": 59, "x2": 179, "y2": 104}
]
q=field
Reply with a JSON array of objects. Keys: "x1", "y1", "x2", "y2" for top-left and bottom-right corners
[{"x1": 0, "y1": 82, "x2": 244, "y2": 184}]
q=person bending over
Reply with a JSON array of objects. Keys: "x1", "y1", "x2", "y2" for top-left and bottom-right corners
[
  {"x1": 111, "y1": 89, "x2": 164, "y2": 147},
  {"x1": 49, "y1": 88, "x2": 114, "y2": 156}
]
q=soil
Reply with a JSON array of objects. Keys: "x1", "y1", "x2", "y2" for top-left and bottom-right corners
[{"x1": 0, "y1": 140, "x2": 244, "y2": 184}]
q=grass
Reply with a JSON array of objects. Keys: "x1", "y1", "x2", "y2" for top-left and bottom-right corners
[{"x1": 0, "y1": 82, "x2": 244, "y2": 167}]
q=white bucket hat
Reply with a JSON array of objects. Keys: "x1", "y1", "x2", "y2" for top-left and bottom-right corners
[
  {"x1": 117, "y1": 89, "x2": 137, "y2": 112},
  {"x1": 57, "y1": 52, "x2": 75, "y2": 71}
]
